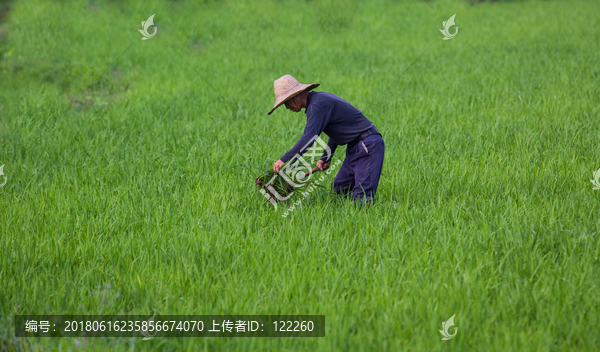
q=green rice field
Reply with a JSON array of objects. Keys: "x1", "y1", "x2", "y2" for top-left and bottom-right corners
[{"x1": 1, "y1": 0, "x2": 599, "y2": 350}]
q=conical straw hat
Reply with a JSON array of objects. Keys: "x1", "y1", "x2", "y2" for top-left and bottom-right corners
[{"x1": 268, "y1": 75, "x2": 319, "y2": 115}]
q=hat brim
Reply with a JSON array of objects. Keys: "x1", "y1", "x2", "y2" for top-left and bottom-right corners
[{"x1": 267, "y1": 83, "x2": 319, "y2": 115}]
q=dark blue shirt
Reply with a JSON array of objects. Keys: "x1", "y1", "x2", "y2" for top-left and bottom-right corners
[{"x1": 280, "y1": 91, "x2": 377, "y2": 163}]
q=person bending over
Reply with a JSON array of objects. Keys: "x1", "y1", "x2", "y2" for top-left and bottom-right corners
[{"x1": 268, "y1": 74, "x2": 385, "y2": 204}]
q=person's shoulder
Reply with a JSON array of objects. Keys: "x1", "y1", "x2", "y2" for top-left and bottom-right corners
[
  {"x1": 311, "y1": 91, "x2": 339, "y2": 100},
  {"x1": 310, "y1": 91, "x2": 344, "y2": 105}
]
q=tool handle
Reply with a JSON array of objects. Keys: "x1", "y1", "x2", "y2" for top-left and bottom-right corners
[{"x1": 304, "y1": 167, "x2": 321, "y2": 177}]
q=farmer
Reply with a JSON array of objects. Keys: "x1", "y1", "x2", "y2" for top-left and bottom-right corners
[{"x1": 268, "y1": 74, "x2": 385, "y2": 204}]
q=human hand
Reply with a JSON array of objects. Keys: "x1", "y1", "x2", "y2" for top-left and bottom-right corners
[
  {"x1": 273, "y1": 159, "x2": 285, "y2": 173},
  {"x1": 317, "y1": 159, "x2": 331, "y2": 171}
]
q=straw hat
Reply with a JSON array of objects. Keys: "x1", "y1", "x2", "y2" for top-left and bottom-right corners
[{"x1": 268, "y1": 75, "x2": 319, "y2": 115}]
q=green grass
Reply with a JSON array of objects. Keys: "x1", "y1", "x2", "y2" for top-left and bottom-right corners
[{"x1": 1, "y1": 0, "x2": 600, "y2": 350}]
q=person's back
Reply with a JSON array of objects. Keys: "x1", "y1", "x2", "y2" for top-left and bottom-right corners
[{"x1": 306, "y1": 91, "x2": 376, "y2": 148}]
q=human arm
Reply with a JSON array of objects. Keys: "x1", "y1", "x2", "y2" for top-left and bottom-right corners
[
  {"x1": 279, "y1": 104, "x2": 328, "y2": 163},
  {"x1": 318, "y1": 138, "x2": 337, "y2": 163}
]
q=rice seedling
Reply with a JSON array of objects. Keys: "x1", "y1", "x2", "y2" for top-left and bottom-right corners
[
  {"x1": 254, "y1": 163, "x2": 322, "y2": 206},
  {"x1": 1, "y1": 0, "x2": 599, "y2": 350}
]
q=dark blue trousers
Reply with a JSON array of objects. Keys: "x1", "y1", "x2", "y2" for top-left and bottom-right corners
[{"x1": 332, "y1": 134, "x2": 385, "y2": 201}]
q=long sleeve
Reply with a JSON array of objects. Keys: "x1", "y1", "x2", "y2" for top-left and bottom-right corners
[
  {"x1": 280, "y1": 104, "x2": 328, "y2": 163},
  {"x1": 319, "y1": 139, "x2": 338, "y2": 162}
]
